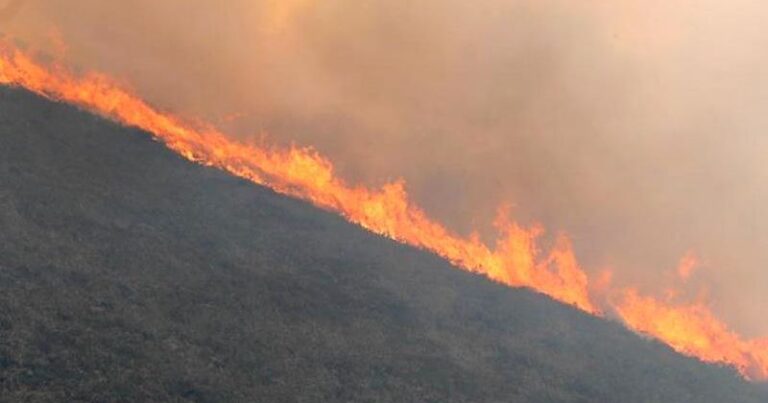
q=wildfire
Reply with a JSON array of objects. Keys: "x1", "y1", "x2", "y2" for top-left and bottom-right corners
[
  {"x1": 614, "y1": 289, "x2": 768, "y2": 380},
  {"x1": 1, "y1": 40, "x2": 766, "y2": 381}
]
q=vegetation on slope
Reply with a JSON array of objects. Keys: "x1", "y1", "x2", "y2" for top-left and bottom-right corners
[{"x1": 0, "y1": 87, "x2": 765, "y2": 402}]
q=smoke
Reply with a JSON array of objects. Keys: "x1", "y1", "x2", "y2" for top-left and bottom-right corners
[
  {"x1": 6, "y1": 0, "x2": 768, "y2": 336},
  {"x1": 0, "y1": 0, "x2": 24, "y2": 22}
]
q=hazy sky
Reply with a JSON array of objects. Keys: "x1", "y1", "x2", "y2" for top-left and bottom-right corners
[{"x1": 4, "y1": 0, "x2": 768, "y2": 336}]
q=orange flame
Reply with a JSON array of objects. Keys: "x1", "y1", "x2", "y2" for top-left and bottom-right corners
[
  {"x1": 614, "y1": 289, "x2": 768, "y2": 380},
  {"x1": 1, "y1": 40, "x2": 766, "y2": 380}
]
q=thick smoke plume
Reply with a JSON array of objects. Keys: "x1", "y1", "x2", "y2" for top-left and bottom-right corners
[{"x1": 4, "y1": 0, "x2": 768, "y2": 337}]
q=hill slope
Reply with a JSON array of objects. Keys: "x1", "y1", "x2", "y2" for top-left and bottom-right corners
[{"x1": 0, "y1": 86, "x2": 765, "y2": 402}]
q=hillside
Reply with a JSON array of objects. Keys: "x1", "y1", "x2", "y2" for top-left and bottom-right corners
[{"x1": 0, "y1": 85, "x2": 765, "y2": 402}]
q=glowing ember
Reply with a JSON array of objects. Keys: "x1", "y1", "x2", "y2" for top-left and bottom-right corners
[{"x1": 1, "y1": 39, "x2": 766, "y2": 381}]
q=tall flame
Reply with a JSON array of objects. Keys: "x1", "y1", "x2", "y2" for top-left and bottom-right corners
[{"x1": 1, "y1": 40, "x2": 766, "y2": 381}]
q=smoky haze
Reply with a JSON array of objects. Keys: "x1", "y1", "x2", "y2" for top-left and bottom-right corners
[{"x1": 4, "y1": 0, "x2": 768, "y2": 336}]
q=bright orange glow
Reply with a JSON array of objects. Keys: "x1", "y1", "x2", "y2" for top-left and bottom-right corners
[
  {"x1": 614, "y1": 289, "x2": 768, "y2": 380},
  {"x1": 1, "y1": 40, "x2": 766, "y2": 381}
]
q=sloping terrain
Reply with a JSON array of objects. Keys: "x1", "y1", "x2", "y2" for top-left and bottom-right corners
[{"x1": 0, "y1": 86, "x2": 765, "y2": 402}]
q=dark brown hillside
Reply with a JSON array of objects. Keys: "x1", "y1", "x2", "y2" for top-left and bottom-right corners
[{"x1": 0, "y1": 86, "x2": 765, "y2": 402}]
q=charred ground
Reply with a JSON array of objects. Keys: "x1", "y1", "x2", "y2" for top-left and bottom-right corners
[{"x1": 0, "y1": 86, "x2": 765, "y2": 402}]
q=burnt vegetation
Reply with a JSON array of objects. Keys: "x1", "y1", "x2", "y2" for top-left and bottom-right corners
[{"x1": 0, "y1": 86, "x2": 765, "y2": 402}]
